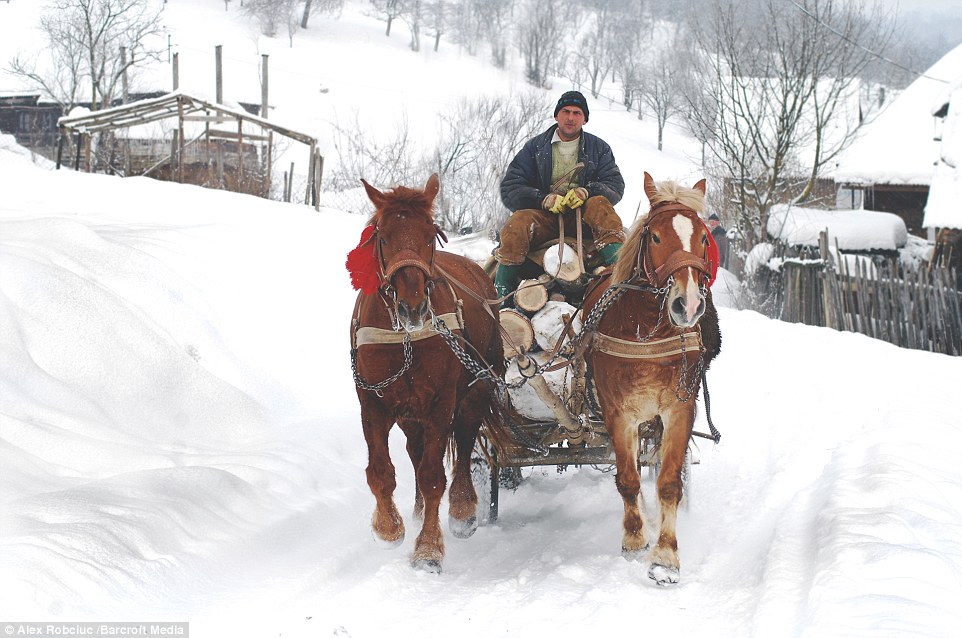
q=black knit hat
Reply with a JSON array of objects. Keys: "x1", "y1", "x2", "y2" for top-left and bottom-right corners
[
  {"x1": 708, "y1": 213, "x2": 720, "y2": 221},
  {"x1": 554, "y1": 90, "x2": 589, "y2": 122}
]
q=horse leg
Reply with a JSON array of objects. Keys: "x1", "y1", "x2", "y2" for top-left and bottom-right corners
[
  {"x1": 360, "y1": 397, "x2": 404, "y2": 548},
  {"x1": 411, "y1": 408, "x2": 455, "y2": 573},
  {"x1": 447, "y1": 390, "x2": 485, "y2": 539},
  {"x1": 404, "y1": 427, "x2": 425, "y2": 521},
  {"x1": 648, "y1": 403, "x2": 695, "y2": 586},
  {"x1": 609, "y1": 412, "x2": 648, "y2": 559}
]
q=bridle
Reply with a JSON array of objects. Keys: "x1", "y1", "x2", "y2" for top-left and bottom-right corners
[
  {"x1": 360, "y1": 221, "x2": 449, "y2": 320},
  {"x1": 636, "y1": 202, "x2": 714, "y2": 288}
]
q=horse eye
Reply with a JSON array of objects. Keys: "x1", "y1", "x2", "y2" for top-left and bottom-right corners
[{"x1": 652, "y1": 234, "x2": 661, "y2": 244}]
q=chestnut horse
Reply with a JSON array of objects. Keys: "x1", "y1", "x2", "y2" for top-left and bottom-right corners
[
  {"x1": 583, "y1": 172, "x2": 721, "y2": 586},
  {"x1": 349, "y1": 174, "x2": 507, "y2": 573}
]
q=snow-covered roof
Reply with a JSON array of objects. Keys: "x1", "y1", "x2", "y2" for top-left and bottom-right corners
[
  {"x1": 924, "y1": 81, "x2": 962, "y2": 229},
  {"x1": 768, "y1": 204, "x2": 908, "y2": 251},
  {"x1": 834, "y1": 43, "x2": 962, "y2": 186}
]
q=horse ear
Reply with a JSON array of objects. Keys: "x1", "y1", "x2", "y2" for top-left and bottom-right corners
[
  {"x1": 424, "y1": 173, "x2": 440, "y2": 201},
  {"x1": 692, "y1": 178, "x2": 707, "y2": 194},
  {"x1": 643, "y1": 172, "x2": 658, "y2": 202},
  {"x1": 361, "y1": 178, "x2": 386, "y2": 208}
]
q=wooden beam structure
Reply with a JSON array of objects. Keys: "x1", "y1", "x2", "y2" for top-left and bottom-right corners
[{"x1": 56, "y1": 91, "x2": 322, "y2": 204}]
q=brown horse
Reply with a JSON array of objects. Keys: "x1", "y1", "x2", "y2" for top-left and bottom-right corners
[
  {"x1": 349, "y1": 173, "x2": 508, "y2": 573},
  {"x1": 583, "y1": 172, "x2": 721, "y2": 586}
]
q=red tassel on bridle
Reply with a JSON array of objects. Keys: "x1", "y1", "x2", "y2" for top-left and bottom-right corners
[{"x1": 346, "y1": 224, "x2": 381, "y2": 295}]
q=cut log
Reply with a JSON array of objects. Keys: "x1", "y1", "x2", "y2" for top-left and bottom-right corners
[
  {"x1": 531, "y1": 300, "x2": 583, "y2": 352},
  {"x1": 542, "y1": 242, "x2": 583, "y2": 283},
  {"x1": 515, "y1": 278, "x2": 549, "y2": 313},
  {"x1": 499, "y1": 308, "x2": 535, "y2": 357}
]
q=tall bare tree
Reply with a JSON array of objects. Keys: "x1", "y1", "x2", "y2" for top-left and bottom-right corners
[
  {"x1": 683, "y1": 0, "x2": 892, "y2": 248},
  {"x1": 8, "y1": 0, "x2": 164, "y2": 111},
  {"x1": 370, "y1": 0, "x2": 403, "y2": 37},
  {"x1": 517, "y1": 0, "x2": 573, "y2": 88},
  {"x1": 635, "y1": 28, "x2": 688, "y2": 151}
]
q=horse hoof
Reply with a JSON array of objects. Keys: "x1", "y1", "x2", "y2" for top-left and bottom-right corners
[
  {"x1": 412, "y1": 558, "x2": 442, "y2": 574},
  {"x1": 449, "y1": 514, "x2": 478, "y2": 539},
  {"x1": 371, "y1": 528, "x2": 404, "y2": 549},
  {"x1": 622, "y1": 543, "x2": 649, "y2": 562},
  {"x1": 648, "y1": 563, "x2": 680, "y2": 586}
]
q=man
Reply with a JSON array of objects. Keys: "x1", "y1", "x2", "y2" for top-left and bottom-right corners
[
  {"x1": 494, "y1": 90, "x2": 626, "y2": 303},
  {"x1": 707, "y1": 213, "x2": 730, "y2": 269}
]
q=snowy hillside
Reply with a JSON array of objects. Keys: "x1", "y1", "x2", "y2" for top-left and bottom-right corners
[{"x1": 2, "y1": 2, "x2": 962, "y2": 637}]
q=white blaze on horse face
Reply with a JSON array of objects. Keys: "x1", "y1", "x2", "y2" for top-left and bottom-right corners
[
  {"x1": 672, "y1": 215, "x2": 695, "y2": 252},
  {"x1": 669, "y1": 214, "x2": 705, "y2": 326}
]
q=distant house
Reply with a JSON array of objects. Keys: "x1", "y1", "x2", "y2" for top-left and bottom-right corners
[
  {"x1": 833, "y1": 43, "x2": 962, "y2": 239},
  {"x1": 925, "y1": 77, "x2": 962, "y2": 269}
]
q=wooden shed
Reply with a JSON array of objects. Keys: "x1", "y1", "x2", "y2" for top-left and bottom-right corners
[{"x1": 57, "y1": 91, "x2": 323, "y2": 208}]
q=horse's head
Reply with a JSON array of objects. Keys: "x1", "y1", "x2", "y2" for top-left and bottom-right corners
[
  {"x1": 362, "y1": 173, "x2": 447, "y2": 332},
  {"x1": 613, "y1": 172, "x2": 712, "y2": 328}
]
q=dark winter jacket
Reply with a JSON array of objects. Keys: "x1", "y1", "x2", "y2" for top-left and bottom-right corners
[{"x1": 500, "y1": 124, "x2": 625, "y2": 212}]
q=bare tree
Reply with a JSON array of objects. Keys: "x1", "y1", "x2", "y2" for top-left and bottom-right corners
[
  {"x1": 683, "y1": 0, "x2": 892, "y2": 248},
  {"x1": 432, "y1": 91, "x2": 549, "y2": 231},
  {"x1": 301, "y1": 0, "x2": 344, "y2": 29},
  {"x1": 370, "y1": 0, "x2": 403, "y2": 37},
  {"x1": 8, "y1": 0, "x2": 163, "y2": 111},
  {"x1": 609, "y1": 3, "x2": 648, "y2": 111},
  {"x1": 425, "y1": 0, "x2": 448, "y2": 52},
  {"x1": 517, "y1": 0, "x2": 573, "y2": 88},
  {"x1": 571, "y1": 0, "x2": 619, "y2": 98},
  {"x1": 635, "y1": 28, "x2": 688, "y2": 151},
  {"x1": 398, "y1": 0, "x2": 424, "y2": 51},
  {"x1": 327, "y1": 111, "x2": 424, "y2": 192}
]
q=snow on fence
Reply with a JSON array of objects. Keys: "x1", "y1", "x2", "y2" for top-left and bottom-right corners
[{"x1": 778, "y1": 242, "x2": 961, "y2": 356}]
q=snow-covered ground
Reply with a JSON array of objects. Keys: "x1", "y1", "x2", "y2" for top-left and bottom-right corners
[
  {"x1": 2, "y1": 132, "x2": 961, "y2": 637},
  {"x1": 2, "y1": 2, "x2": 962, "y2": 636}
]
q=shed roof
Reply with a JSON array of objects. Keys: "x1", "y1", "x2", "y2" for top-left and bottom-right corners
[
  {"x1": 833, "y1": 43, "x2": 962, "y2": 187},
  {"x1": 58, "y1": 91, "x2": 316, "y2": 147}
]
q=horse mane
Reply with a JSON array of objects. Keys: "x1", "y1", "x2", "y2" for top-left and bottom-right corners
[
  {"x1": 366, "y1": 185, "x2": 436, "y2": 227},
  {"x1": 611, "y1": 180, "x2": 706, "y2": 284}
]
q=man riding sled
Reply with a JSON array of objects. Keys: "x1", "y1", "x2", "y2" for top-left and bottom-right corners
[{"x1": 494, "y1": 90, "x2": 627, "y2": 306}]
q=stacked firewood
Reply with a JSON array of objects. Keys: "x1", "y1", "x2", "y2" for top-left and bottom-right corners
[
  {"x1": 499, "y1": 242, "x2": 586, "y2": 359},
  {"x1": 499, "y1": 242, "x2": 591, "y2": 423}
]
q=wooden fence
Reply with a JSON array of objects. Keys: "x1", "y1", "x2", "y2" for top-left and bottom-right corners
[{"x1": 776, "y1": 240, "x2": 961, "y2": 356}]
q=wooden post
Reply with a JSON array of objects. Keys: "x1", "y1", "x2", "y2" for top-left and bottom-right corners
[
  {"x1": 313, "y1": 149, "x2": 321, "y2": 211},
  {"x1": 288, "y1": 161, "x2": 294, "y2": 202},
  {"x1": 819, "y1": 230, "x2": 833, "y2": 328},
  {"x1": 177, "y1": 96, "x2": 186, "y2": 183},
  {"x1": 306, "y1": 140, "x2": 315, "y2": 204},
  {"x1": 172, "y1": 52, "x2": 179, "y2": 91},
  {"x1": 83, "y1": 134, "x2": 91, "y2": 172},
  {"x1": 261, "y1": 54, "x2": 269, "y2": 119},
  {"x1": 120, "y1": 46, "x2": 129, "y2": 104},
  {"x1": 171, "y1": 129, "x2": 178, "y2": 178},
  {"x1": 215, "y1": 45, "x2": 223, "y2": 123},
  {"x1": 56, "y1": 128, "x2": 65, "y2": 170},
  {"x1": 265, "y1": 131, "x2": 273, "y2": 199},
  {"x1": 73, "y1": 132, "x2": 81, "y2": 170},
  {"x1": 205, "y1": 121, "x2": 212, "y2": 186},
  {"x1": 238, "y1": 117, "x2": 245, "y2": 191}
]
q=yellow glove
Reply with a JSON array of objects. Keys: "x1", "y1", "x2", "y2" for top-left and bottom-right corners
[
  {"x1": 543, "y1": 193, "x2": 565, "y2": 214},
  {"x1": 564, "y1": 187, "x2": 589, "y2": 209}
]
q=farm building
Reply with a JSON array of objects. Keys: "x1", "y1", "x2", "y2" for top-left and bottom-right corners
[{"x1": 834, "y1": 42, "x2": 962, "y2": 238}]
